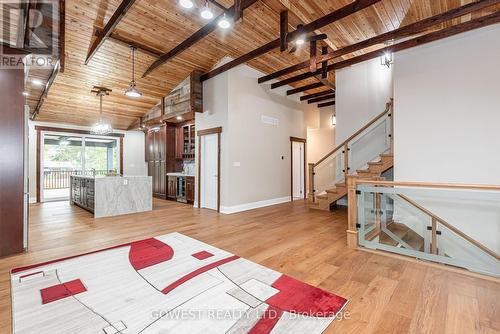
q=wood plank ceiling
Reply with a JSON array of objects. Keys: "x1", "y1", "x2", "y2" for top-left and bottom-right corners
[{"x1": 33, "y1": 0, "x2": 497, "y2": 130}]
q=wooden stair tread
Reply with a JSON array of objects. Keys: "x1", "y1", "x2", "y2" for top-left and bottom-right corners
[{"x1": 368, "y1": 161, "x2": 383, "y2": 166}]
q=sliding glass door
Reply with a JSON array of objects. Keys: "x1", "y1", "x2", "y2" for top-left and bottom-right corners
[{"x1": 41, "y1": 132, "x2": 120, "y2": 202}]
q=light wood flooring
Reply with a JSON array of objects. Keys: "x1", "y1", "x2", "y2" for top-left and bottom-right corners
[{"x1": 0, "y1": 199, "x2": 498, "y2": 333}]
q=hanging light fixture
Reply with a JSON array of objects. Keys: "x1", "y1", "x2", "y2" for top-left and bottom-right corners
[
  {"x1": 91, "y1": 87, "x2": 113, "y2": 136},
  {"x1": 218, "y1": 13, "x2": 231, "y2": 29},
  {"x1": 331, "y1": 114, "x2": 337, "y2": 127},
  {"x1": 125, "y1": 46, "x2": 142, "y2": 98},
  {"x1": 294, "y1": 24, "x2": 306, "y2": 46},
  {"x1": 200, "y1": 0, "x2": 214, "y2": 19}
]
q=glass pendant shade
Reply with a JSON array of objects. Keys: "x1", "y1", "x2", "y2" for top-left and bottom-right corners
[{"x1": 91, "y1": 92, "x2": 113, "y2": 135}]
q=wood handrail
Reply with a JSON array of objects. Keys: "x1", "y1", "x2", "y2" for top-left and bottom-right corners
[
  {"x1": 396, "y1": 194, "x2": 499, "y2": 261},
  {"x1": 314, "y1": 100, "x2": 393, "y2": 167},
  {"x1": 356, "y1": 180, "x2": 500, "y2": 191}
]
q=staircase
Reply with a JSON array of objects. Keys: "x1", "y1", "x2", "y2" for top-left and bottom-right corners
[
  {"x1": 310, "y1": 153, "x2": 393, "y2": 211},
  {"x1": 308, "y1": 100, "x2": 394, "y2": 211}
]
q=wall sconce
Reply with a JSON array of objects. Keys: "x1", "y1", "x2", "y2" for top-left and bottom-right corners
[
  {"x1": 331, "y1": 114, "x2": 336, "y2": 127},
  {"x1": 380, "y1": 52, "x2": 393, "y2": 68}
]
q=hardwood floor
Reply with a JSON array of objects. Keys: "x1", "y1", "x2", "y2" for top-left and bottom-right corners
[{"x1": 1, "y1": 199, "x2": 498, "y2": 333}]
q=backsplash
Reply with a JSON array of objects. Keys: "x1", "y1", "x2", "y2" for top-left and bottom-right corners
[{"x1": 183, "y1": 162, "x2": 196, "y2": 175}]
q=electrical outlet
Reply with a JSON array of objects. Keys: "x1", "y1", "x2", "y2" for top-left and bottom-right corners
[{"x1": 123, "y1": 179, "x2": 128, "y2": 185}]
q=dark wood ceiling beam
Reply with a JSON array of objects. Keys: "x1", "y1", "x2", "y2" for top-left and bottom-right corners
[
  {"x1": 286, "y1": 82, "x2": 324, "y2": 95},
  {"x1": 271, "y1": 69, "x2": 321, "y2": 89},
  {"x1": 318, "y1": 101, "x2": 335, "y2": 108},
  {"x1": 31, "y1": 60, "x2": 61, "y2": 119},
  {"x1": 208, "y1": 0, "x2": 228, "y2": 11},
  {"x1": 59, "y1": 0, "x2": 65, "y2": 72},
  {"x1": 327, "y1": 11, "x2": 500, "y2": 74},
  {"x1": 107, "y1": 32, "x2": 163, "y2": 57},
  {"x1": 84, "y1": 0, "x2": 137, "y2": 65},
  {"x1": 308, "y1": 94, "x2": 335, "y2": 104},
  {"x1": 201, "y1": 0, "x2": 382, "y2": 82},
  {"x1": 258, "y1": 0, "x2": 500, "y2": 83},
  {"x1": 280, "y1": 10, "x2": 288, "y2": 52},
  {"x1": 300, "y1": 90, "x2": 334, "y2": 101},
  {"x1": 143, "y1": 0, "x2": 259, "y2": 78}
]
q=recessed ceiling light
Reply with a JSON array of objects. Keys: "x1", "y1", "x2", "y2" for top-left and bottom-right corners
[
  {"x1": 295, "y1": 37, "x2": 305, "y2": 46},
  {"x1": 200, "y1": 1, "x2": 214, "y2": 20},
  {"x1": 218, "y1": 13, "x2": 231, "y2": 29},
  {"x1": 32, "y1": 79, "x2": 43, "y2": 86},
  {"x1": 176, "y1": 116, "x2": 183, "y2": 121},
  {"x1": 179, "y1": 0, "x2": 194, "y2": 9}
]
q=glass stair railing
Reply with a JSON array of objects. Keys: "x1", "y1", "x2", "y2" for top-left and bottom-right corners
[{"x1": 355, "y1": 181, "x2": 500, "y2": 277}]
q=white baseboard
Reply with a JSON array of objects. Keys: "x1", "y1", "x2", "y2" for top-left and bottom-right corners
[
  {"x1": 29, "y1": 197, "x2": 37, "y2": 204},
  {"x1": 220, "y1": 196, "x2": 290, "y2": 215}
]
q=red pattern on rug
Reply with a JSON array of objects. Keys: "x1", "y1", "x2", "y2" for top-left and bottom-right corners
[
  {"x1": 129, "y1": 238, "x2": 174, "y2": 270},
  {"x1": 191, "y1": 251, "x2": 214, "y2": 260},
  {"x1": 40, "y1": 279, "x2": 87, "y2": 304},
  {"x1": 248, "y1": 306, "x2": 283, "y2": 334},
  {"x1": 266, "y1": 275, "x2": 347, "y2": 317},
  {"x1": 161, "y1": 255, "x2": 240, "y2": 295}
]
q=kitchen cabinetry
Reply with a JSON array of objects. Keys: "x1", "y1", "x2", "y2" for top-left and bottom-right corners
[
  {"x1": 176, "y1": 123, "x2": 195, "y2": 160},
  {"x1": 70, "y1": 176, "x2": 95, "y2": 213},
  {"x1": 186, "y1": 176, "x2": 195, "y2": 203},
  {"x1": 167, "y1": 176, "x2": 177, "y2": 199},
  {"x1": 145, "y1": 124, "x2": 178, "y2": 199}
]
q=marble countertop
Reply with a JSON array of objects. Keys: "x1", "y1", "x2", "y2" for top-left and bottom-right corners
[{"x1": 167, "y1": 173, "x2": 196, "y2": 177}]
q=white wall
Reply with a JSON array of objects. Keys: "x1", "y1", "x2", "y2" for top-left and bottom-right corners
[
  {"x1": 28, "y1": 121, "x2": 146, "y2": 202},
  {"x1": 198, "y1": 60, "x2": 311, "y2": 213},
  {"x1": 393, "y1": 25, "x2": 500, "y2": 255},
  {"x1": 307, "y1": 106, "x2": 336, "y2": 164},
  {"x1": 335, "y1": 58, "x2": 393, "y2": 143}
]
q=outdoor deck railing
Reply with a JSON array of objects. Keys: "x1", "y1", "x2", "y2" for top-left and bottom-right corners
[{"x1": 43, "y1": 170, "x2": 109, "y2": 189}]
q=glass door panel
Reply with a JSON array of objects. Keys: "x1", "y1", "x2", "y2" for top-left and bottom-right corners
[
  {"x1": 83, "y1": 137, "x2": 118, "y2": 176},
  {"x1": 42, "y1": 134, "x2": 83, "y2": 201}
]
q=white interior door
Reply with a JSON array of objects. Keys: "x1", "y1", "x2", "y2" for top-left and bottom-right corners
[
  {"x1": 201, "y1": 134, "x2": 218, "y2": 210},
  {"x1": 292, "y1": 141, "x2": 305, "y2": 199}
]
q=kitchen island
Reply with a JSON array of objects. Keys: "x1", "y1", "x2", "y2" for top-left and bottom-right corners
[{"x1": 70, "y1": 175, "x2": 152, "y2": 218}]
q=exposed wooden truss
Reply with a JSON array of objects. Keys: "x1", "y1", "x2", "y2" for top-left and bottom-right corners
[
  {"x1": 299, "y1": 90, "x2": 334, "y2": 101},
  {"x1": 278, "y1": 11, "x2": 500, "y2": 88},
  {"x1": 142, "y1": 0, "x2": 259, "y2": 78},
  {"x1": 200, "y1": 0, "x2": 382, "y2": 82},
  {"x1": 259, "y1": 0, "x2": 500, "y2": 84},
  {"x1": 287, "y1": 82, "x2": 324, "y2": 95},
  {"x1": 318, "y1": 101, "x2": 335, "y2": 108},
  {"x1": 308, "y1": 94, "x2": 335, "y2": 104},
  {"x1": 85, "y1": 0, "x2": 137, "y2": 65},
  {"x1": 31, "y1": 60, "x2": 61, "y2": 120}
]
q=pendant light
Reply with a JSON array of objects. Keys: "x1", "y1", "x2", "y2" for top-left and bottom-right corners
[
  {"x1": 91, "y1": 88, "x2": 113, "y2": 135},
  {"x1": 125, "y1": 46, "x2": 142, "y2": 98},
  {"x1": 218, "y1": 13, "x2": 231, "y2": 29},
  {"x1": 200, "y1": 0, "x2": 214, "y2": 19}
]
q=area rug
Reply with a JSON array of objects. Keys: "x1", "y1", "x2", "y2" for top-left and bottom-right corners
[{"x1": 11, "y1": 233, "x2": 348, "y2": 334}]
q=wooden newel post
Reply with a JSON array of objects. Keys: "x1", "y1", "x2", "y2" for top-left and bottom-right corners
[
  {"x1": 346, "y1": 175, "x2": 359, "y2": 248},
  {"x1": 308, "y1": 163, "x2": 315, "y2": 203}
]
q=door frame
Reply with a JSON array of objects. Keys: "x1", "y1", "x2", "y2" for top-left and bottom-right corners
[
  {"x1": 290, "y1": 136, "x2": 307, "y2": 201},
  {"x1": 197, "y1": 127, "x2": 222, "y2": 212},
  {"x1": 35, "y1": 126, "x2": 124, "y2": 203}
]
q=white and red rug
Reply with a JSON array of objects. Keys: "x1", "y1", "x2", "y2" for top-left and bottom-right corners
[{"x1": 11, "y1": 233, "x2": 348, "y2": 334}]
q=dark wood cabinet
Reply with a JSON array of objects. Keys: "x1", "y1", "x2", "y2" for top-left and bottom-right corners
[
  {"x1": 186, "y1": 176, "x2": 195, "y2": 203},
  {"x1": 167, "y1": 176, "x2": 177, "y2": 199},
  {"x1": 145, "y1": 124, "x2": 179, "y2": 199}
]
